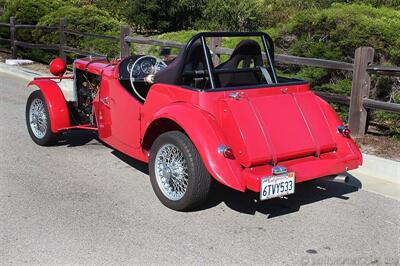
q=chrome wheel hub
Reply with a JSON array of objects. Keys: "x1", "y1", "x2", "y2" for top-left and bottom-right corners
[
  {"x1": 155, "y1": 144, "x2": 189, "y2": 201},
  {"x1": 29, "y1": 98, "x2": 47, "y2": 139}
]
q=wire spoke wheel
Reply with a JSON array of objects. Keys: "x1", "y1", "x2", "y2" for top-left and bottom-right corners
[
  {"x1": 25, "y1": 90, "x2": 59, "y2": 146},
  {"x1": 29, "y1": 98, "x2": 48, "y2": 139},
  {"x1": 149, "y1": 131, "x2": 211, "y2": 211},
  {"x1": 155, "y1": 144, "x2": 189, "y2": 201}
]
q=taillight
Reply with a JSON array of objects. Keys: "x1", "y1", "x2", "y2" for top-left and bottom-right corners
[
  {"x1": 338, "y1": 125, "x2": 351, "y2": 137},
  {"x1": 217, "y1": 145, "x2": 234, "y2": 159}
]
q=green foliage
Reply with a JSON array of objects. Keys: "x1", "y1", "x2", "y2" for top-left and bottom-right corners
[
  {"x1": 0, "y1": 0, "x2": 65, "y2": 56},
  {"x1": 157, "y1": 30, "x2": 202, "y2": 44},
  {"x1": 66, "y1": 0, "x2": 128, "y2": 19},
  {"x1": 319, "y1": 79, "x2": 352, "y2": 95},
  {"x1": 1, "y1": 0, "x2": 63, "y2": 24},
  {"x1": 125, "y1": 0, "x2": 204, "y2": 33},
  {"x1": 272, "y1": 3, "x2": 400, "y2": 134},
  {"x1": 0, "y1": 0, "x2": 122, "y2": 61},
  {"x1": 37, "y1": 5, "x2": 121, "y2": 56},
  {"x1": 38, "y1": 5, "x2": 120, "y2": 34},
  {"x1": 0, "y1": 0, "x2": 8, "y2": 12},
  {"x1": 277, "y1": 4, "x2": 400, "y2": 64},
  {"x1": 374, "y1": 111, "x2": 400, "y2": 135},
  {"x1": 263, "y1": 0, "x2": 400, "y2": 27},
  {"x1": 200, "y1": 0, "x2": 266, "y2": 31}
]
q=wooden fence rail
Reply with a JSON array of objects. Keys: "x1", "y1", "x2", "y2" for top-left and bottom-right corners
[{"x1": 1, "y1": 16, "x2": 399, "y2": 137}]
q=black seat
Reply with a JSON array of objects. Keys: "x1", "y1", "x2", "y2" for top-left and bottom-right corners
[
  {"x1": 218, "y1": 40, "x2": 263, "y2": 69},
  {"x1": 216, "y1": 40, "x2": 264, "y2": 87},
  {"x1": 154, "y1": 39, "x2": 209, "y2": 87}
]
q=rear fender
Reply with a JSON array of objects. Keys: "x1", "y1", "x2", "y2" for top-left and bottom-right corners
[
  {"x1": 315, "y1": 96, "x2": 363, "y2": 166},
  {"x1": 147, "y1": 103, "x2": 246, "y2": 192},
  {"x1": 28, "y1": 80, "x2": 70, "y2": 133}
]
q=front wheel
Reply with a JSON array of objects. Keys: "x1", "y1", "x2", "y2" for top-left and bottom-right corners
[
  {"x1": 25, "y1": 90, "x2": 59, "y2": 146},
  {"x1": 149, "y1": 131, "x2": 211, "y2": 211}
]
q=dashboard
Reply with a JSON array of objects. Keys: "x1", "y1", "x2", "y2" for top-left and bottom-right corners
[{"x1": 118, "y1": 55, "x2": 167, "y2": 81}]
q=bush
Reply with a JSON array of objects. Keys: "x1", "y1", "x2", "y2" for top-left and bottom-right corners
[
  {"x1": 277, "y1": 4, "x2": 400, "y2": 64},
  {"x1": 37, "y1": 5, "x2": 121, "y2": 58},
  {"x1": 274, "y1": 3, "x2": 400, "y2": 94},
  {"x1": 262, "y1": 0, "x2": 400, "y2": 28},
  {"x1": 66, "y1": 0, "x2": 128, "y2": 19},
  {"x1": 1, "y1": 0, "x2": 63, "y2": 24},
  {"x1": 0, "y1": 0, "x2": 65, "y2": 60},
  {"x1": 125, "y1": 0, "x2": 204, "y2": 33},
  {"x1": 200, "y1": 0, "x2": 266, "y2": 31},
  {"x1": 274, "y1": 3, "x2": 400, "y2": 134}
]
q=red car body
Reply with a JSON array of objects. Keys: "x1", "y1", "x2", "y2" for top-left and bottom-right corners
[{"x1": 26, "y1": 32, "x2": 362, "y2": 209}]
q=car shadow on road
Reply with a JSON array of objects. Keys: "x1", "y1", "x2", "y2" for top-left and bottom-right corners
[
  {"x1": 56, "y1": 130, "x2": 99, "y2": 147},
  {"x1": 54, "y1": 132, "x2": 361, "y2": 217},
  {"x1": 111, "y1": 150, "x2": 149, "y2": 175},
  {"x1": 109, "y1": 149, "x2": 361, "y2": 217},
  {"x1": 196, "y1": 178, "x2": 360, "y2": 217}
]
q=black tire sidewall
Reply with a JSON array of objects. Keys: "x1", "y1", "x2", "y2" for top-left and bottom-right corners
[
  {"x1": 149, "y1": 131, "x2": 211, "y2": 211},
  {"x1": 25, "y1": 90, "x2": 59, "y2": 146}
]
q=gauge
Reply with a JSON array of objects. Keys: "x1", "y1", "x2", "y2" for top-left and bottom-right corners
[
  {"x1": 126, "y1": 61, "x2": 134, "y2": 72},
  {"x1": 141, "y1": 60, "x2": 154, "y2": 75},
  {"x1": 127, "y1": 61, "x2": 141, "y2": 77},
  {"x1": 155, "y1": 62, "x2": 167, "y2": 72},
  {"x1": 132, "y1": 64, "x2": 141, "y2": 77}
]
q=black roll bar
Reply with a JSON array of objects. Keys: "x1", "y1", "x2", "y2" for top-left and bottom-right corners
[{"x1": 178, "y1": 32, "x2": 276, "y2": 89}]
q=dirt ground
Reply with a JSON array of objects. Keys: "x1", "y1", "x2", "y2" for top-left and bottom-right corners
[
  {"x1": 1, "y1": 50, "x2": 399, "y2": 161},
  {"x1": 356, "y1": 134, "x2": 400, "y2": 161}
]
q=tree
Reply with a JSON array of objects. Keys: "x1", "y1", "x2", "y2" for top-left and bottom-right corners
[
  {"x1": 125, "y1": 0, "x2": 205, "y2": 33},
  {"x1": 1, "y1": 0, "x2": 63, "y2": 24},
  {"x1": 65, "y1": 0, "x2": 128, "y2": 19},
  {"x1": 0, "y1": 0, "x2": 8, "y2": 16},
  {"x1": 200, "y1": 0, "x2": 266, "y2": 31}
]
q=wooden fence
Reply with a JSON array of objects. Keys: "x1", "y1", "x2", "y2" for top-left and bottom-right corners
[{"x1": 1, "y1": 17, "x2": 399, "y2": 137}]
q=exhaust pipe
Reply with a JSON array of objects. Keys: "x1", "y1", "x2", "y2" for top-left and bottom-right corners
[{"x1": 322, "y1": 174, "x2": 349, "y2": 184}]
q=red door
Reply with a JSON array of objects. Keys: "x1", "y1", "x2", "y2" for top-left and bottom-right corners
[{"x1": 98, "y1": 76, "x2": 141, "y2": 155}]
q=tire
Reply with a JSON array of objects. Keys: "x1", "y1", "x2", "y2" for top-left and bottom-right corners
[
  {"x1": 149, "y1": 131, "x2": 211, "y2": 211},
  {"x1": 25, "y1": 90, "x2": 59, "y2": 146}
]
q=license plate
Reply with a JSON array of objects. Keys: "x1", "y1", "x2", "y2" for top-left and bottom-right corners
[{"x1": 260, "y1": 172, "x2": 295, "y2": 200}]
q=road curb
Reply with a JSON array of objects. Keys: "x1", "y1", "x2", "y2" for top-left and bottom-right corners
[
  {"x1": 354, "y1": 153, "x2": 400, "y2": 184},
  {"x1": 0, "y1": 62, "x2": 74, "y2": 100},
  {"x1": 0, "y1": 62, "x2": 44, "y2": 81}
]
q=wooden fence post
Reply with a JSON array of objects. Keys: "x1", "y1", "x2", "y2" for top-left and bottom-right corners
[
  {"x1": 348, "y1": 47, "x2": 375, "y2": 137},
  {"x1": 120, "y1": 25, "x2": 130, "y2": 58},
  {"x1": 59, "y1": 18, "x2": 67, "y2": 62},
  {"x1": 210, "y1": 37, "x2": 222, "y2": 65},
  {"x1": 10, "y1": 16, "x2": 16, "y2": 59}
]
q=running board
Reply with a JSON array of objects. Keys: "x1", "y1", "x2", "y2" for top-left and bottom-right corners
[{"x1": 58, "y1": 124, "x2": 98, "y2": 131}]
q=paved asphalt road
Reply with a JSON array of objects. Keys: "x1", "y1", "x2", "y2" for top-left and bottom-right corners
[{"x1": 1, "y1": 72, "x2": 399, "y2": 265}]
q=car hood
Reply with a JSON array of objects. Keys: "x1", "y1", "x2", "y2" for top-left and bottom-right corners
[{"x1": 218, "y1": 90, "x2": 337, "y2": 167}]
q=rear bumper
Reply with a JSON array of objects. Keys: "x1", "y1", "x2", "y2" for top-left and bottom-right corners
[{"x1": 242, "y1": 152, "x2": 362, "y2": 192}]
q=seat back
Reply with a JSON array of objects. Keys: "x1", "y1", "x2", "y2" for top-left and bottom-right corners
[
  {"x1": 217, "y1": 40, "x2": 263, "y2": 87},
  {"x1": 155, "y1": 39, "x2": 213, "y2": 89}
]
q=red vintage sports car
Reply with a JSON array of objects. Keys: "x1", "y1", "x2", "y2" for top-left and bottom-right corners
[{"x1": 25, "y1": 32, "x2": 362, "y2": 210}]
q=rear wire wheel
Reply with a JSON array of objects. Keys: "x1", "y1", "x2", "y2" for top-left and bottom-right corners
[
  {"x1": 149, "y1": 131, "x2": 211, "y2": 211},
  {"x1": 25, "y1": 90, "x2": 59, "y2": 146}
]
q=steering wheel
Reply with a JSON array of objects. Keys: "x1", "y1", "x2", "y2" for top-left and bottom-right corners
[{"x1": 129, "y1": 55, "x2": 167, "y2": 101}]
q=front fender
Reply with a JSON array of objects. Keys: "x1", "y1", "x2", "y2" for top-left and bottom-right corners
[
  {"x1": 28, "y1": 80, "x2": 70, "y2": 133},
  {"x1": 149, "y1": 103, "x2": 246, "y2": 192}
]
